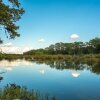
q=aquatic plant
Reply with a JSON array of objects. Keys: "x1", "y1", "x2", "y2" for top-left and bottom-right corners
[{"x1": 0, "y1": 84, "x2": 56, "y2": 100}]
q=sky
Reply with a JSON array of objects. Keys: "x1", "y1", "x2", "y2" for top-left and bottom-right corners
[{"x1": 1, "y1": 0, "x2": 100, "y2": 49}]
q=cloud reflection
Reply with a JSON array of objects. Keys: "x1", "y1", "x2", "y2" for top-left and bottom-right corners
[
  {"x1": 39, "y1": 69, "x2": 45, "y2": 75},
  {"x1": 71, "y1": 71, "x2": 80, "y2": 78},
  {"x1": 5, "y1": 67, "x2": 12, "y2": 71},
  {"x1": 0, "y1": 60, "x2": 34, "y2": 71}
]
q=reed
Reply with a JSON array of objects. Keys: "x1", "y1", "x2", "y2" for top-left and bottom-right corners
[{"x1": 0, "y1": 84, "x2": 56, "y2": 100}]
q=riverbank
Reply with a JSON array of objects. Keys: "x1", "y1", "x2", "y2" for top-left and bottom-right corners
[
  {"x1": 0, "y1": 84, "x2": 56, "y2": 100},
  {"x1": 0, "y1": 54, "x2": 100, "y2": 62}
]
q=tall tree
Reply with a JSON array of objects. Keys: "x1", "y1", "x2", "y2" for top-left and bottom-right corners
[
  {"x1": 0, "y1": 0, "x2": 25, "y2": 42},
  {"x1": 89, "y1": 37, "x2": 100, "y2": 53}
]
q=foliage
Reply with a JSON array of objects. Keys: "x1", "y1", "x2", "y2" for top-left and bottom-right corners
[
  {"x1": 32, "y1": 58, "x2": 100, "y2": 75},
  {"x1": 24, "y1": 37, "x2": 100, "y2": 55},
  {"x1": 0, "y1": 84, "x2": 56, "y2": 100},
  {"x1": 0, "y1": 0, "x2": 25, "y2": 41}
]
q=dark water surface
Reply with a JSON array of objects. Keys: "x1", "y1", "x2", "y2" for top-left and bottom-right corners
[{"x1": 0, "y1": 60, "x2": 100, "y2": 100}]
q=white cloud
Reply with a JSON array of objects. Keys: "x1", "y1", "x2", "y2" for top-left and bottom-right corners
[
  {"x1": 0, "y1": 42, "x2": 33, "y2": 54},
  {"x1": 38, "y1": 38, "x2": 45, "y2": 43},
  {"x1": 22, "y1": 47, "x2": 33, "y2": 52},
  {"x1": 70, "y1": 34, "x2": 79, "y2": 39},
  {"x1": 3, "y1": 42, "x2": 13, "y2": 47}
]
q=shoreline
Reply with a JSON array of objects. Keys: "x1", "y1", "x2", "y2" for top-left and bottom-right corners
[{"x1": 0, "y1": 54, "x2": 99, "y2": 62}]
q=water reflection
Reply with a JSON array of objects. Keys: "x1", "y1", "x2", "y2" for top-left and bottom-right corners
[
  {"x1": 0, "y1": 59, "x2": 100, "y2": 100},
  {"x1": 0, "y1": 70, "x2": 6, "y2": 82},
  {"x1": 0, "y1": 77, "x2": 3, "y2": 82},
  {"x1": 39, "y1": 69, "x2": 45, "y2": 75},
  {"x1": 0, "y1": 59, "x2": 34, "y2": 71},
  {"x1": 71, "y1": 71, "x2": 80, "y2": 78},
  {"x1": 0, "y1": 59, "x2": 99, "y2": 75},
  {"x1": 5, "y1": 67, "x2": 12, "y2": 71},
  {"x1": 35, "y1": 60, "x2": 100, "y2": 75}
]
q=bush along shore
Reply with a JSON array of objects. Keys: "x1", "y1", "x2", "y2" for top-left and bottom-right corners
[
  {"x1": 0, "y1": 84, "x2": 56, "y2": 100},
  {"x1": 0, "y1": 54, "x2": 100, "y2": 62}
]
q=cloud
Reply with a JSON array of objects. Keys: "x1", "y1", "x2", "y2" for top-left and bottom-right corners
[
  {"x1": 22, "y1": 47, "x2": 33, "y2": 52},
  {"x1": 1, "y1": 46, "x2": 22, "y2": 54},
  {"x1": 0, "y1": 43, "x2": 33, "y2": 54},
  {"x1": 70, "y1": 34, "x2": 79, "y2": 39},
  {"x1": 3, "y1": 42, "x2": 13, "y2": 47},
  {"x1": 38, "y1": 38, "x2": 45, "y2": 43}
]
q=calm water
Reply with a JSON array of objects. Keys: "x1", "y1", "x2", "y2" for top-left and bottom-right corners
[{"x1": 0, "y1": 59, "x2": 100, "y2": 100}]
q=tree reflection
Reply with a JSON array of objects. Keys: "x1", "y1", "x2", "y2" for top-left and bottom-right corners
[
  {"x1": 0, "y1": 76, "x2": 3, "y2": 82},
  {"x1": 0, "y1": 59, "x2": 99, "y2": 75},
  {"x1": 91, "y1": 62, "x2": 100, "y2": 75},
  {"x1": 0, "y1": 71, "x2": 6, "y2": 82},
  {"x1": 35, "y1": 60, "x2": 100, "y2": 75}
]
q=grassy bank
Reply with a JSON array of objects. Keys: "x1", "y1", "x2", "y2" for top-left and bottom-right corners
[
  {"x1": 18, "y1": 54, "x2": 100, "y2": 63},
  {"x1": 0, "y1": 54, "x2": 100, "y2": 62},
  {"x1": 0, "y1": 84, "x2": 56, "y2": 100}
]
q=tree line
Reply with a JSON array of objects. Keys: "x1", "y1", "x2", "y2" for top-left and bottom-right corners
[{"x1": 24, "y1": 37, "x2": 100, "y2": 55}]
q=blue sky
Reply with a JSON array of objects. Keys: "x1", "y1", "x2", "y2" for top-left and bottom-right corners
[{"x1": 2, "y1": 0, "x2": 100, "y2": 49}]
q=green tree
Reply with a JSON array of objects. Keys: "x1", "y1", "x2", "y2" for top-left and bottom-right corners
[
  {"x1": 0, "y1": 0, "x2": 25, "y2": 41},
  {"x1": 46, "y1": 44, "x2": 55, "y2": 54},
  {"x1": 74, "y1": 42, "x2": 84, "y2": 55},
  {"x1": 89, "y1": 37, "x2": 100, "y2": 53}
]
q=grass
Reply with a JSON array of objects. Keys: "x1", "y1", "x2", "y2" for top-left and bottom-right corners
[
  {"x1": 0, "y1": 84, "x2": 56, "y2": 100},
  {"x1": 0, "y1": 53, "x2": 100, "y2": 62}
]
